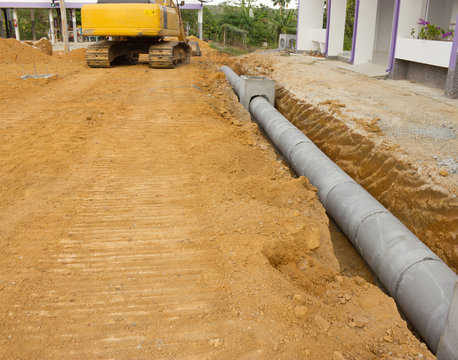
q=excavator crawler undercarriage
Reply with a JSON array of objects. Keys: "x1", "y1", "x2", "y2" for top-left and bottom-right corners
[{"x1": 86, "y1": 40, "x2": 190, "y2": 68}]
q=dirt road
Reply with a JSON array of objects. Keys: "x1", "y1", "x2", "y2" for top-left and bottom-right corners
[{"x1": 0, "y1": 41, "x2": 435, "y2": 359}]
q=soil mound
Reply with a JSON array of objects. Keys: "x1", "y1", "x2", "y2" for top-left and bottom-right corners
[
  {"x1": 187, "y1": 35, "x2": 210, "y2": 49},
  {"x1": 0, "y1": 38, "x2": 54, "y2": 64},
  {"x1": 186, "y1": 37, "x2": 235, "y2": 67},
  {"x1": 34, "y1": 38, "x2": 53, "y2": 56},
  {"x1": 54, "y1": 48, "x2": 87, "y2": 62}
]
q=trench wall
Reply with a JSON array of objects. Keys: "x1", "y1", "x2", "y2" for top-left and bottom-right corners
[{"x1": 275, "y1": 86, "x2": 458, "y2": 272}]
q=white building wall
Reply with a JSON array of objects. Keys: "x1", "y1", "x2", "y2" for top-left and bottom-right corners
[
  {"x1": 353, "y1": 0, "x2": 378, "y2": 64},
  {"x1": 428, "y1": 0, "x2": 454, "y2": 28},
  {"x1": 398, "y1": 0, "x2": 427, "y2": 37},
  {"x1": 327, "y1": 0, "x2": 347, "y2": 57},
  {"x1": 450, "y1": 0, "x2": 458, "y2": 25},
  {"x1": 373, "y1": 0, "x2": 394, "y2": 54},
  {"x1": 296, "y1": 0, "x2": 325, "y2": 51}
]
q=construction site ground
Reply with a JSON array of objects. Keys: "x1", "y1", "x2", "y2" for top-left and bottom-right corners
[
  {"x1": 0, "y1": 37, "x2": 451, "y2": 359},
  {"x1": 229, "y1": 51, "x2": 457, "y2": 274}
]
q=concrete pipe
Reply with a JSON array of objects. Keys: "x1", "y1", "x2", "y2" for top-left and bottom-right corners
[
  {"x1": 220, "y1": 66, "x2": 243, "y2": 99},
  {"x1": 221, "y1": 67, "x2": 458, "y2": 358}
]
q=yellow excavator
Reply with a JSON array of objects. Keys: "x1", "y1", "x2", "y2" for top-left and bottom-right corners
[{"x1": 81, "y1": 0, "x2": 191, "y2": 68}]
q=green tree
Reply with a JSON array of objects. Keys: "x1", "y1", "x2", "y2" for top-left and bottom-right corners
[
  {"x1": 181, "y1": 9, "x2": 198, "y2": 36},
  {"x1": 344, "y1": 0, "x2": 355, "y2": 50},
  {"x1": 17, "y1": 9, "x2": 52, "y2": 40},
  {"x1": 272, "y1": 8, "x2": 295, "y2": 39},
  {"x1": 272, "y1": 0, "x2": 291, "y2": 15}
]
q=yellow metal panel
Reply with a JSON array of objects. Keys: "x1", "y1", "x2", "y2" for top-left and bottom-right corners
[
  {"x1": 164, "y1": 6, "x2": 179, "y2": 31},
  {"x1": 82, "y1": 4, "x2": 180, "y2": 37}
]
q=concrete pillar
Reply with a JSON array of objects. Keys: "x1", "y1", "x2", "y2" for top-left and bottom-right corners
[
  {"x1": 197, "y1": 8, "x2": 203, "y2": 40},
  {"x1": 49, "y1": 9, "x2": 55, "y2": 43},
  {"x1": 296, "y1": 0, "x2": 325, "y2": 51},
  {"x1": 327, "y1": 0, "x2": 347, "y2": 57},
  {"x1": 353, "y1": 0, "x2": 378, "y2": 64},
  {"x1": 31, "y1": 9, "x2": 36, "y2": 41},
  {"x1": 398, "y1": 0, "x2": 424, "y2": 38},
  {"x1": 12, "y1": 8, "x2": 19, "y2": 40},
  {"x1": 445, "y1": 15, "x2": 458, "y2": 99},
  {"x1": 72, "y1": 9, "x2": 77, "y2": 43},
  {"x1": 445, "y1": 52, "x2": 458, "y2": 99}
]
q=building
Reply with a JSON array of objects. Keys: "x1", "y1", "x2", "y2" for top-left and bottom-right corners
[{"x1": 296, "y1": 0, "x2": 458, "y2": 98}]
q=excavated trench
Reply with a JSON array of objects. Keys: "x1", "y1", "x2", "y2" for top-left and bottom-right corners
[
  {"x1": 217, "y1": 63, "x2": 454, "y2": 351},
  {"x1": 274, "y1": 86, "x2": 458, "y2": 273},
  {"x1": 220, "y1": 56, "x2": 457, "y2": 273}
]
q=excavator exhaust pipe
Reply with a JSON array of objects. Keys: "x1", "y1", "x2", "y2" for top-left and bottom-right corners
[{"x1": 220, "y1": 65, "x2": 458, "y2": 359}]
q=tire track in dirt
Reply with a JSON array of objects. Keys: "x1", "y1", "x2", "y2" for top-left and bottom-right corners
[
  {"x1": 0, "y1": 64, "x2": 225, "y2": 359},
  {"x1": 44, "y1": 109, "x2": 221, "y2": 358}
]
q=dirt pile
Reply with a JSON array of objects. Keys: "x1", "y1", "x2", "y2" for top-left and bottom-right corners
[
  {"x1": 54, "y1": 48, "x2": 86, "y2": 61},
  {"x1": 187, "y1": 35, "x2": 211, "y2": 49},
  {"x1": 23, "y1": 38, "x2": 52, "y2": 55},
  {"x1": 186, "y1": 35, "x2": 235, "y2": 66},
  {"x1": 33, "y1": 38, "x2": 53, "y2": 56},
  {"x1": 0, "y1": 38, "x2": 54, "y2": 64}
]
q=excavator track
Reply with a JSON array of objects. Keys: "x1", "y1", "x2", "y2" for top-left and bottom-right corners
[
  {"x1": 86, "y1": 40, "x2": 190, "y2": 69},
  {"x1": 148, "y1": 41, "x2": 190, "y2": 69},
  {"x1": 86, "y1": 41, "x2": 112, "y2": 68},
  {"x1": 86, "y1": 40, "x2": 141, "y2": 68}
]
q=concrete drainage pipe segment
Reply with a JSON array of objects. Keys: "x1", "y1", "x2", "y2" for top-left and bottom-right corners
[
  {"x1": 221, "y1": 66, "x2": 244, "y2": 99},
  {"x1": 220, "y1": 66, "x2": 458, "y2": 358}
]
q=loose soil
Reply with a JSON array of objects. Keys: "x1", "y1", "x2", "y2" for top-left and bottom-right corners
[
  {"x1": 0, "y1": 39, "x2": 436, "y2": 359},
  {"x1": 0, "y1": 38, "x2": 55, "y2": 64},
  {"x1": 53, "y1": 48, "x2": 87, "y2": 62}
]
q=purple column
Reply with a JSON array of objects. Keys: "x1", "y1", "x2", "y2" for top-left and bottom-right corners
[
  {"x1": 324, "y1": 0, "x2": 332, "y2": 56},
  {"x1": 445, "y1": 14, "x2": 458, "y2": 98},
  {"x1": 448, "y1": 15, "x2": 458, "y2": 71},
  {"x1": 295, "y1": 0, "x2": 301, "y2": 52},
  {"x1": 349, "y1": 0, "x2": 360, "y2": 64},
  {"x1": 386, "y1": 0, "x2": 401, "y2": 72}
]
